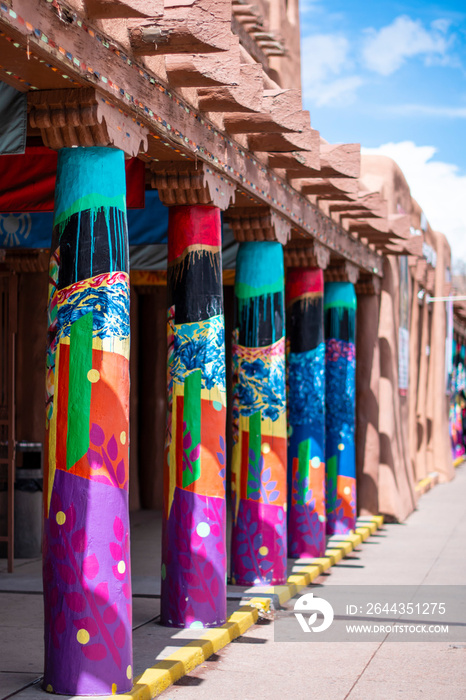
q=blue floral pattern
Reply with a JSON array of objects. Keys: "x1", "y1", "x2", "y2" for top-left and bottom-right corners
[
  {"x1": 232, "y1": 339, "x2": 286, "y2": 422},
  {"x1": 288, "y1": 343, "x2": 325, "y2": 430},
  {"x1": 171, "y1": 315, "x2": 226, "y2": 392}
]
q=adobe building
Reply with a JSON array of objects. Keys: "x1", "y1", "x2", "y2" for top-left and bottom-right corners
[{"x1": 0, "y1": 0, "x2": 460, "y2": 694}]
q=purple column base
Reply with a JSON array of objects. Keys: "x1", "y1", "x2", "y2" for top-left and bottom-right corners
[
  {"x1": 161, "y1": 487, "x2": 227, "y2": 628},
  {"x1": 326, "y1": 515, "x2": 356, "y2": 536},
  {"x1": 43, "y1": 470, "x2": 132, "y2": 696},
  {"x1": 288, "y1": 505, "x2": 326, "y2": 559},
  {"x1": 231, "y1": 498, "x2": 287, "y2": 585}
]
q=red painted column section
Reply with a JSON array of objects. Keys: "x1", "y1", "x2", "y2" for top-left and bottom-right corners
[{"x1": 161, "y1": 206, "x2": 227, "y2": 628}]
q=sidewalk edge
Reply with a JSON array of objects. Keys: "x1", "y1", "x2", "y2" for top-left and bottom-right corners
[{"x1": 113, "y1": 515, "x2": 384, "y2": 700}]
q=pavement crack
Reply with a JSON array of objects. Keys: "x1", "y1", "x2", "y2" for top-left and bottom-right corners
[{"x1": 343, "y1": 636, "x2": 389, "y2": 700}]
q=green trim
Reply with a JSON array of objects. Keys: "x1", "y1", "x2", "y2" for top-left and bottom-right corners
[
  {"x1": 54, "y1": 194, "x2": 126, "y2": 230},
  {"x1": 235, "y1": 278, "x2": 284, "y2": 301},
  {"x1": 66, "y1": 312, "x2": 93, "y2": 471},
  {"x1": 183, "y1": 369, "x2": 202, "y2": 488},
  {"x1": 247, "y1": 411, "x2": 261, "y2": 499},
  {"x1": 326, "y1": 455, "x2": 338, "y2": 512},
  {"x1": 298, "y1": 439, "x2": 310, "y2": 482}
]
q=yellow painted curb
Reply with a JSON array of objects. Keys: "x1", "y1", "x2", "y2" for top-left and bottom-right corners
[
  {"x1": 416, "y1": 475, "x2": 432, "y2": 493},
  {"x1": 327, "y1": 539, "x2": 353, "y2": 557},
  {"x1": 343, "y1": 532, "x2": 363, "y2": 547},
  {"x1": 355, "y1": 526, "x2": 372, "y2": 541},
  {"x1": 111, "y1": 514, "x2": 385, "y2": 700},
  {"x1": 112, "y1": 606, "x2": 259, "y2": 700},
  {"x1": 325, "y1": 547, "x2": 344, "y2": 565}
]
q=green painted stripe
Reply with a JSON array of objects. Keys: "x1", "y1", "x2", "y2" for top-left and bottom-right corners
[
  {"x1": 183, "y1": 369, "x2": 202, "y2": 488},
  {"x1": 326, "y1": 455, "x2": 338, "y2": 512},
  {"x1": 324, "y1": 281, "x2": 357, "y2": 311},
  {"x1": 247, "y1": 411, "x2": 262, "y2": 499},
  {"x1": 235, "y1": 279, "x2": 284, "y2": 300},
  {"x1": 66, "y1": 312, "x2": 93, "y2": 471},
  {"x1": 54, "y1": 194, "x2": 126, "y2": 230},
  {"x1": 298, "y1": 438, "x2": 310, "y2": 482}
]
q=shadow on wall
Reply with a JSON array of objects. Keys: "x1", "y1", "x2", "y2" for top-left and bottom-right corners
[{"x1": 379, "y1": 337, "x2": 394, "y2": 383}]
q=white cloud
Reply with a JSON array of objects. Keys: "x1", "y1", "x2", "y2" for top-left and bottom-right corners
[
  {"x1": 300, "y1": 0, "x2": 322, "y2": 15},
  {"x1": 301, "y1": 34, "x2": 363, "y2": 106},
  {"x1": 313, "y1": 76, "x2": 364, "y2": 107},
  {"x1": 301, "y1": 34, "x2": 350, "y2": 83},
  {"x1": 362, "y1": 15, "x2": 453, "y2": 76},
  {"x1": 361, "y1": 141, "x2": 466, "y2": 263},
  {"x1": 388, "y1": 104, "x2": 466, "y2": 118}
]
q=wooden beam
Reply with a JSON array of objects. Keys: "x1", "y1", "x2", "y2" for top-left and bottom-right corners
[
  {"x1": 86, "y1": 0, "x2": 163, "y2": 19},
  {"x1": 319, "y1": 143, "x2": 360, "y2": 179},
  {"x1": 223, "y1": 90, "x2": 309, "y2": 133},
  {"x1": 231, "y1": 15, "x2": 269, "y2": 71},
  {"x1": 297, "y1": 177, "x2": 359, "y2": 199},
  {"x1": 128, "y1": 0, "x2": 232, "y2": 54},
  {"x1": 347, "y1": 214, "x2": 410, "y2": 241},
  {"x1": 328, "y1": 192, "x2": 387, "y2": 218},
  {"x1": 197, "y1": 63, "x2": 263, "y2": 113},
  {"x1": 248, "y1": 127, "x2": 319, "y2": 153},
  {"x1": 165, "y1": 37, "x2": 241, "y2": 87},
  {"x1": 268, "y1": 149, "x2": 320, "y2": 173}
]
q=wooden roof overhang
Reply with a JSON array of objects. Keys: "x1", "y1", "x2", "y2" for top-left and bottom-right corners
[{"x1": 0, "y1": 0, "x2": 383, "y2": 276}]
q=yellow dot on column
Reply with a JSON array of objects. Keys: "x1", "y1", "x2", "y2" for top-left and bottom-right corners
[
  {"x1": 343, "y1": 486, "x2": 351, "y2": 495},
  {"x1": 258, "y1": 546, "x2": 268, "y2": 556},
  {"x1": 77, "y1": 629, "x2": 90, "y2": 645},
  {"x1": 87, "y1": 369, "x2": 100, "y2": 383},
  {"x1": 112, "y1": 683, "x2": 117, "y2": 695},
  {"x1": 120, "y1": 431, "x2": 127, "y2": 445},
  {"x1": 56, "y1": 511, "x2": 66, "y2": 525},
  {"x1": 117, "y1": 560, "x2": 126, "y2": 574},
  {"x1": 45, "y1": 685, "x2": 53, "y2": 693},
  {"x1": 338, "y1": 443, "x2": 345, "y2": 451},
  {"x1": 261, "y1": 443, "x2": 271, "y2": 454},
  {"x1": 126, "y1": 665, "x2": 132, "y2": 680}
]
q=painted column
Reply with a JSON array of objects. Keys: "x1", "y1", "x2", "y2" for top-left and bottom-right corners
[
  {"x1": 161, "y1": 205, "x2": 227, "y2": 628},
  {"x1": 286, "y1": 267, "x2": 326, "y2": 559},
  {"x1": 324, "y1": 282, "x2": 357, "y2": 535},
  {"x1": 231, "y1": 241, "x2": 287, "y2": 585},
  {"x1": 43, "y1": 148, "x2": 132, "y2": 695}
]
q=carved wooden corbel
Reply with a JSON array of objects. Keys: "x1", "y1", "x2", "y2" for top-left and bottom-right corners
[
  {"x1": 284, "y1": 239, "x2": 330, "y2": 269},
  {"x1": 355, "y1": 274, "x2": 381, "y2": 296},
  {"x1": 28, "y1": 88, "x2": 148, "y2": 157},
  {"x1": 224, "y1": 206, "x2": 291, "y2": 245},
  {"x1": 150, "y1": 160, "x2": 236, "y2": 210},
  {"x1": 325, "y1": 259, "x2": 360, "y2": 285}
]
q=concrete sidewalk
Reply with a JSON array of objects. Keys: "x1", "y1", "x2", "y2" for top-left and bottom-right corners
[
  {"x1": 159, "y1": 465, "x2": 466, "y2": 700},
  {"x1": 1, "y1": 465, "x2": 465, "y2": 700}
]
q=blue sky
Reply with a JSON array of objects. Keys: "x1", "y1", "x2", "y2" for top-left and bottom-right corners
[{"x1": 299, "y1": 1, "x2": 466, "y2": 263}]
